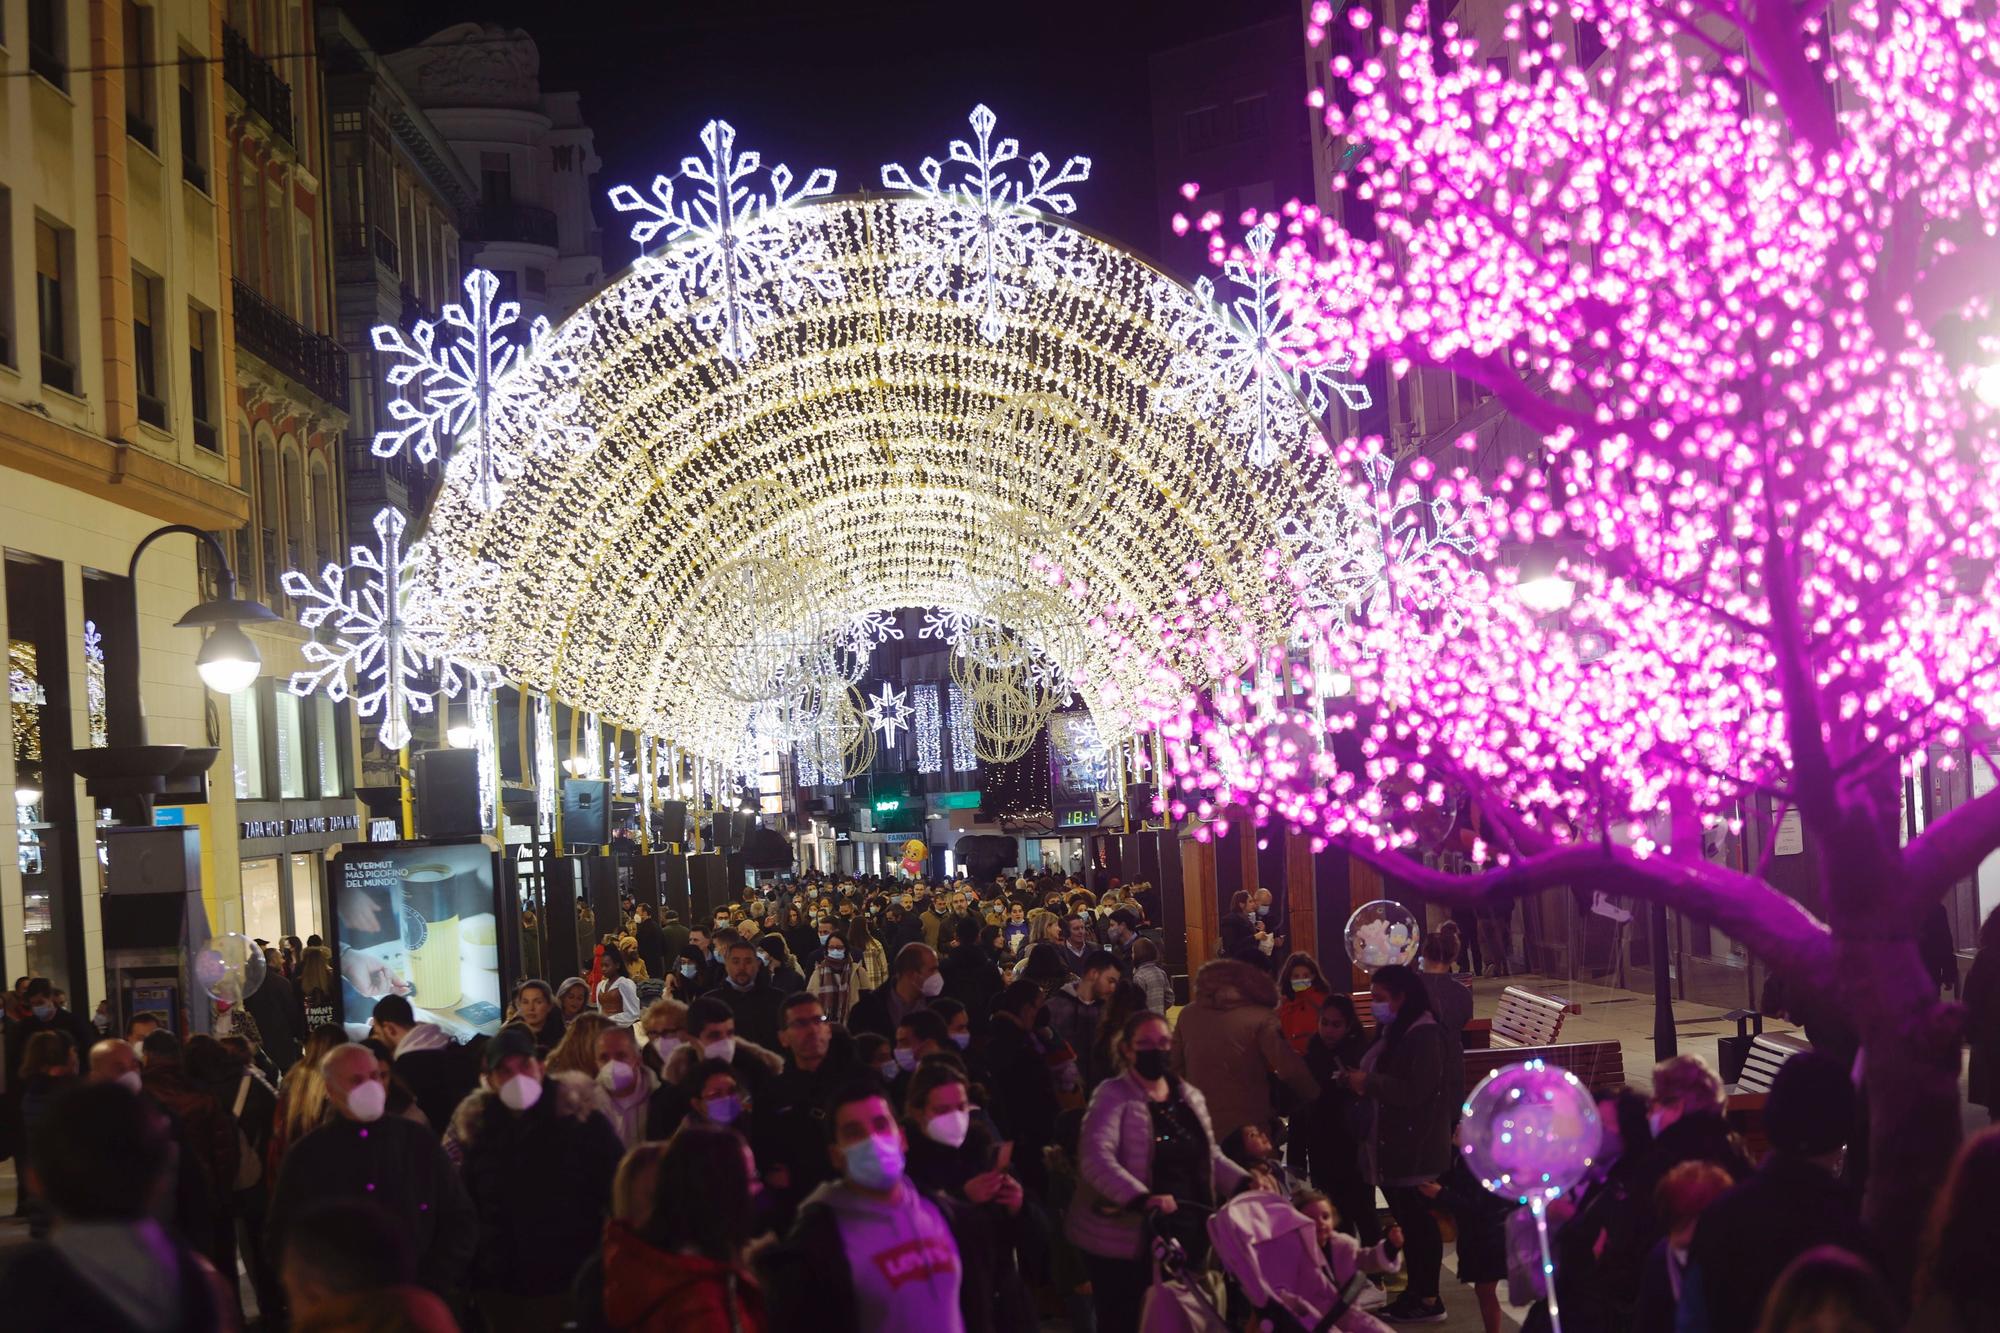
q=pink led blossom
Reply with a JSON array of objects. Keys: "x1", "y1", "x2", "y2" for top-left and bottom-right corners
[{"x1": 1100, "y1": 0, "x2": 2000, "y2": 1258}]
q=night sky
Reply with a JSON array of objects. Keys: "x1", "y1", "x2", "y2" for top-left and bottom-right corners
[{"x1": 339, "y1": 0, "x2": 1297, "y2": 274}]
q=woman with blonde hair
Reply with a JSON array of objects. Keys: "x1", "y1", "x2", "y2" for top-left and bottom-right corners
[
  {"x1": 547, "y1": 1010, "x2": 617, "y2": 1077},
  {"x1": 269, "y1": 1022, "x2": 346, "y2": 1173},
  {"x1": 610, "y1": 1140, "x2": 672, "y2": 1222}
]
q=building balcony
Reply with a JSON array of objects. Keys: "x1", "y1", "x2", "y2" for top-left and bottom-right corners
[
  {"x1": 232, "y1": 279, "x2": 350, "y2": 410},
  {"x1": 477, "y1": 201, "x2": 559, "y2": 249},
  {"x1": 223, "y1": 24, "x2": 294, "y2": 148},
  {"x1": 335, "y1": 224, "x2": 400, "y2": 274}
]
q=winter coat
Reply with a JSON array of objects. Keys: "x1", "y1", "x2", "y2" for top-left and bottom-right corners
[
  {"x1": 1217, "y1": 911, "x2": 1265, "y2": 966},
  {"x1": 596, "y1": 1219, "x2": 767, "y2": 1333},
  {"x1": 1068, "y1": 1069, "x2": 1248, "y2": 1260},
  {"x1": 846, "y1": 982, "x2": 924, "y2": 1041},
  {"x1": 0, "y1": 1226, "x2": 233, "y2": 1333},
  {"x1": 982, "y1": 1014, "x2": 1061, "y2": 1197},
  {"x1": 1277, "y1": 986, "x2": 1329, "y2": 1055},
  {"x1": 267, "y1": 1112, "x2": 476, "y2": 1294},
  {"x1": 806, "y1": 959, "x2": 862, "y2": 1025},
  {"x1": 393, "y1": 1023, "x2": 477, "y2": 1134},
  {"x1": 1357, "y1": 1013, "x2": 1452, "y2": 1185},
  {"x1": 939, "y1": 944, "x2": 1005, "y2": 1038},
  {"x1": 905, "y1": 1117, "x2": 1046, "y2": 1333},
  {"x1": 1679, "y1": 1154, "x2": 1878, "y2": 1333},
  {"x1": 704, "y1": 979, "x2": 786, "y2": 1050},
  {"x1": 1292, "y1": 1032, "x2": 1370, "y2": 1195},
  {"x1": 1170, "y1": 958, "x2": 1320, "y2": 1142},
  {"x1": 448, "y1": 1071, "x2": 626, "y2": 1298},
  {"x1": 1419, "y1": 970, "x2": 1475, "y2": 1110},
  {"x1": 245, "y1": 967, "x2": 303, "y2": 1071},
  {"x1": 649, "y1": 1037, "x2": 784, "y2": 1140},
  {"x1": 1965, "y1": 946, "x2": 2000, "y2": 1111},
  {"x1": 1132, "y1": 961, "x2": 1173, "y2": 1016},
  {"x1": 1044, "y1": 979, "x2": 1109, "y2": 1089},
  {"x1": 634, "y1": 919, "x2": 669, "y2": 979}
]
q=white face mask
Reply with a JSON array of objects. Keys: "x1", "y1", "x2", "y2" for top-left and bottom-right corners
[
  {"x1": 344, "y1": 1079, "x2": 388, "y2": 1123},
  {"x1": 920, "y1": 972, "x2": 945, "y2": 998},
  {"x1": 599, "y1": 1060, "x2": 637, "y2": 1095},
  {"x1": 924, "y1": 1108, "x2": 972, "y2": 1149},
  {"x1": 650, "y1": 1035, "x2": 684, "y2": 1061},
  {"x1": 498, "y1": 1073, "x2": 543, "y2": 1111},
  {"x1": 894, "y1": 1047, "x2": 918, "y2": 1072},
  {"x1": 114, "y1": 1069, "x2": 144, "y2": 1094},
  {"x1": 950, "y1": 1032, "x2": 972, "y2": 1051},
  {"x1": 703, "y1": 1036, "x2": 736, "y2": 1063}
]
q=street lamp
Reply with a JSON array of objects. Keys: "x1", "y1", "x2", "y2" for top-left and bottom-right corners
[{"x1": 128, "y1": 524, "x2": 282, "y2": 696}]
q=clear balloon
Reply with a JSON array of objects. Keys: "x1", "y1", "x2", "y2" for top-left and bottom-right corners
[
  {"x1": 193, "y1": 932, "x2": 268, "y2": 1004},
  {"x1": 1343, "y1": 898, "x2": 1421, "y2": 973},
  {"x1": 1460, "y1": 1060, "x2": 1602, "y2": 1205}
]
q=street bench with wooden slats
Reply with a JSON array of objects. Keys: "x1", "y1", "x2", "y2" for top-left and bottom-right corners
[
  {"x1": 1463, "y1": 1039, "x2": 1628, "y2": 1095},
  {"x1": 1724, "y1": 1031, "x2": 1813, "y2": 1159},
  {"x1": 1490, "y1": 985, "x2": 1576, "y2": 1047}
]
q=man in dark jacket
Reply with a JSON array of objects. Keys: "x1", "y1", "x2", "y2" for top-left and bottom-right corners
[
  {"x1": 705, "y1": 936, "x2": 787, "y2": 1049},
  {"x1": 937, "y1": 918, "x2": 1004, "y2": 1040},
  {"x1": 138, "y1": 1030, "x2": 241, "y2": 1280},
  {"x1": 1679, "y1": 1053, "x2": 1876, "y2": 1333},
  {"x1": 758, "y1": 1080, "x2": 995, "y2": 1333},
  {"x1": 1043, "y1": 950, "x2": 1122, "y2": 1091},
  {"x1": 982, "y1": 981, "x2": 1061, "y2": 1198},
  {"x1": 753, "y1": 992, "x2": 856, "y2": 1225},
  {"x1": 244, "y1": 959, "x2": 302, "y2": 1072},
  {"x1": 266, "y1": 1044, "x2": 475, "y2": 1299},
  {"x1": 370, "y1": 993, "x2": 476, "y2": 1134},
  {"x1": 449, "y1": 1025, "x2": 624, "y2": 1328},
  {"x1": 632, "y1": 901, "x2": 668, "y2": 979},
  {"x1": 848, "y1": 942, "x2": 941, "y2": 1039}
]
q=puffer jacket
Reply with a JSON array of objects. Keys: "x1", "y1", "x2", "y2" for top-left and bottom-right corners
[
  {"x1": 1358, "y1": 1014, "x2": 1452, "y2": 1185},
  {"x1": 597, "y1": 1220, "x2": 766, "y2": 1333},
  {"x1": 1170, "y1": 958, "x2": 1319, "y2": 1141},
  {"x1": 1066, "y1": 1069, "x2": 1248, "y2": 1260},
  {"x1": 447, "y1": 1071, "x2": 626, "y2": 1297}
]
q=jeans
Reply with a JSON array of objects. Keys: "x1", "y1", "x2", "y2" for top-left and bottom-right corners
[{"x1": 1381, "y1": 1184, "x2": 1445, "y2": 1304}]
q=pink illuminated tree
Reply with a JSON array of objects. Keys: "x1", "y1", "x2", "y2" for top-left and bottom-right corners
[{"x1": 1089, "y1": 0, "x2": 2000, "y2": 1270}]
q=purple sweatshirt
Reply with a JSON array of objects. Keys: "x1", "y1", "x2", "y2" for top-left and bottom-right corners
[{"x1": 803, "y1": 1177, "x2": 964, "y2": 1333}]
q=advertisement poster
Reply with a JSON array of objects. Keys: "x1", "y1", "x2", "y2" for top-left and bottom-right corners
[{"x1": 331, "y1": 840, "x2": 504, "y2": 1042}]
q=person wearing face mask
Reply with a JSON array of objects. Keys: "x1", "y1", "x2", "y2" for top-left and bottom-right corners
[
  {"x1": 1340, "y1": 964, "x2": 1452, "y2": 1324},
  {"x1": 266, "y1": 1044, "x2": 474, "y2": 1302},
  {"x1": 755, "y1": 933, "x2": 809, "y2": 998},
  {"x1": 705, "y1": 939, "x2": 786, "y2": 1050},
  {"x1": 86, "y1": 1036, "x2": 218, "y2": 1248},
  {"x1": 980, "y1": 980, "x2": 1063, "y2": 1200},
  {"x1": 1292, "y1": 994, "x2": 1379, "y2": 1248},
  {"x1": 5, "y1": 979, "x2": 96, "y2": 1103},
  {"x1": 592, "y1": 1025, "x2": 658, "y2": 1149},
  {"x1": 758, "y1": 1082, "x2": 997, "y2": 1333},
  {"x1": 806, "y1": 928, "x2": 864, "y2": 1024},
  {"x1": 1275, "y1": 952, "x2": 1333, "y2": 1056},
  {"x1": 889, "y1": 1011, "x2": 953, "y2": 1104},
  {"x1": 670, "y1": 944, "x2": 711, "y2": 1003},
  {"x1": 847, "y1": 942, "x2": 944, "y2": 1040},
  {"x1": 638, "y1": 996, "x2": 689, "y2": 1077},
  {"x1": 902, "y1": 1062, "x2": 1039, "y2": 1333},
  {"x1": 1070, "y1": 1011, "x2": 1248, "y2": 1333},
  {"x1": 444, "y1": 1024, "x2": 624, "y2": 1331},
  {"x1": 937, "y1": 918, "x2": 1004, "y2": 1042},
  {"x1": 650, "y1": 998, "x2": 784, "y2": 1141},
  {"x1": 1217, "y1": 890, "x2": 1265, "y2": 967}
]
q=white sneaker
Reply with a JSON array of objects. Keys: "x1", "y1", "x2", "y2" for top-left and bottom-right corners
[{"x1": 1355, "y1": 1281, "x2": 1388, "y2": 1310}]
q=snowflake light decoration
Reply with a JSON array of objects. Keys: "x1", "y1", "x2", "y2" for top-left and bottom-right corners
[
  {"x1": 913, "y1": 683, "x2": 943, "y2": 773},
  {"x1": 882, "y1": 104, "x2": 1093, "y2": 344},
  {"x1": 920, "y1": 606, "x2": 983, "y2": 646},
  {"x1": 1280, "y1": 452, "x2": 1475, "y2": 628},
  {"x1": 1153, "y1": 221, "x2": 1370, "y2": 468},
  {"x1": 281, "y1": 508, "x2": 492, "y2": 751},
  {"x1": 371, "y1": 269, "x2": 593, "y2": 510},
  {"x1": 865, "y1": 681, "x2": 914, "y2": 746},
  {"x1": 610, "y1": 120, "x2": 840, "y2": 363}
]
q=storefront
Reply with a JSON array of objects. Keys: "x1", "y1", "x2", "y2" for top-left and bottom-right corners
[{"x1": 234, "y1": 808, "x2": 362, "y2": 943}]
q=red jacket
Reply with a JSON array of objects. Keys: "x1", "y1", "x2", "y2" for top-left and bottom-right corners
[
  {"x1": 601, "y1": 1220, "x2": 766, "y2": 1333},
  {"x1": 1278, "y1": 987, "x2": 1328, "y2": 1055}
]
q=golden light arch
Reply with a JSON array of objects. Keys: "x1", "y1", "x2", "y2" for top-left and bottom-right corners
[{"x1": 402, "y1": 191, "x2": 1356, "y2": 763}]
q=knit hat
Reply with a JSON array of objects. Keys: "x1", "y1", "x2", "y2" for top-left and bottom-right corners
[
  {"x1": 556, "y1": 976, "x2": 588, "y2": 1000},
  {"x1": 482, "y1": 1024, "x2": 538, "y2": 1071},
  {"x1": 1763, "y1": 1051, "x2": 1856, "y2": 1156}
]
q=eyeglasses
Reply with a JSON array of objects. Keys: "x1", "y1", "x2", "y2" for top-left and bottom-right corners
[{"x1": 786, "y1": 1014, "x2": 830, "y2": 1030}]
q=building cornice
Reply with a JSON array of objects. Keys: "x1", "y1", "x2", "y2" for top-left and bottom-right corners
[{"x1": 0, "y1": 399, "x2": 251, "y2": 529}]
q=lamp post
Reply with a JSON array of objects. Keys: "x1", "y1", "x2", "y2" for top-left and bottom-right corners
[{"x1": 127, "y1": 524, "x2": 282, "y2": 696}]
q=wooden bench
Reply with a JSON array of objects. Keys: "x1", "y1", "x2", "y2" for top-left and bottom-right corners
[
  {"x1": 1464, "y1": 1040, "x2": 1627, "y2": 1095},
  {"x1": 1490, "y1": 985, "x2": 1576, "y2": 1047},
  {"x1": 1725, "y1": 1032, "x2": 1812, "y2": 1160}
]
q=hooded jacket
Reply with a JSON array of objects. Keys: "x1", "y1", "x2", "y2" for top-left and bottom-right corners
[
  {"x1": 647, "y1": 1036, "x2": 784, "y2": 1141},
  {"x1": 758, "y1": 1176, "x2": 995, "y2": 1333},
  {"x1": 598, "y1": 1219, "x2": 767, "y2": 1333},
  {"x1": 1170, "y1": 958, "x2": 1319, "y2": 1142},
  {"x1": 393, "y1": 1022, "x2": 475, "y2": 1135},
  {"x1": 447, "y1": 1071, "x2": 625, "y2": 1297}
]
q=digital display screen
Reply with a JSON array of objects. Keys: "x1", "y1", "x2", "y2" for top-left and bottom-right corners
[{"x1": 330, "y1": 839, "x2": 503, "y2": 1042}]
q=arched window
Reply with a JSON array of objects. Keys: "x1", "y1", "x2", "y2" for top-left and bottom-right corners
[
  {"x1": 308, "y1": 453, "x2": 336, "y2": 571},
  {"x1": 280, "y1": 437, "x2": 305, "y2": 574},
  {"x1": 256, "y1": 426, "x2": 280, "y2": 599}
]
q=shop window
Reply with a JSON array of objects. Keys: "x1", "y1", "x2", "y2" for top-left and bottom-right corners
[
  {"x1": 289, "y1": 853, "x2": 322, "y2": 940},
  {"x1": 275, "y1": 690, "x2": 307, "y2": 799},
  {"x1": 241, "y1": 857, "x2": 283, "y2": 944},
  {"x1": 232, "y1": 684, "x2": 265, "y2": 799},
  {"x1": 313, "y1": 692, "x2": 342, "y2": 798}
]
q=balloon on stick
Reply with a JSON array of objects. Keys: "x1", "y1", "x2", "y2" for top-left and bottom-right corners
[{"x1": 1343, "y1": 898, "x2": 1421, "y2": 973}]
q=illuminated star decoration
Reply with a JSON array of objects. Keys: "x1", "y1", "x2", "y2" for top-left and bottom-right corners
[
  {"x1": 610, "y1": 119, "x2": 840, "y2": 363},
  {"x1": 1278, "y1": 451, "x2": 1476, "y2": 630},
  {"x1": 865, "y1": 681, "x2": 915, "y2": 746},
  {"x1": 281, "y1": 508, "x2": 495, "y2": 751},
  {"x1": 1153, "y1": 221, "x2": 1370, "y2": 468},
  {"x1": 882, "y1": 103, "x2": 1093, "y2": 344},
  {"x1": 370, "y1": 269, "x2": 595, "y2": 511}
]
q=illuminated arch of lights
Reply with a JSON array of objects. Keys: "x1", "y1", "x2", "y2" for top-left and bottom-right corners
[{"x1": 292, "y1": 107, "x2": 1397, "y2": 770}]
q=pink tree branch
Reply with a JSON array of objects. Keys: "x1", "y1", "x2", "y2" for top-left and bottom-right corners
[
  {"x1": 1339, "y1": 835, "x2": 1836, "y2": 979},
  {"x1": 1898, "y1": 776, "x2": 2000, "y2": 914}
]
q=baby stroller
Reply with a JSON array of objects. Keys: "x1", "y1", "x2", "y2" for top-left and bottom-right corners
[{"x1": 1141, "y1": 1190, "x2": 1394, "y2": 1333}]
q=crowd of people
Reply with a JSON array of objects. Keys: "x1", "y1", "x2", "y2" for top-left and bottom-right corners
[{"x1": 0, "y1": 877, "x2": 1994, "y2": 1333}]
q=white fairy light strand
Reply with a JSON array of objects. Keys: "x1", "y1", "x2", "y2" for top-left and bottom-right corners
[{"x1": 914, "y1": 682, "x2": 943, "y2": 773}]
